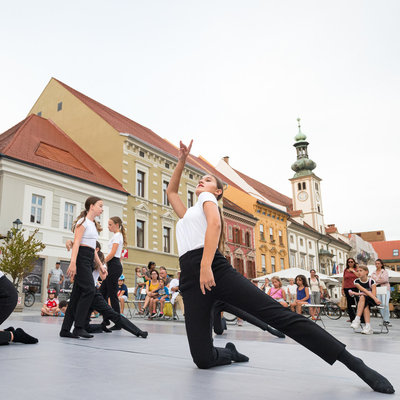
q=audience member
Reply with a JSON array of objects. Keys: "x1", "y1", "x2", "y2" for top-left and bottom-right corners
[
  {"x1": 41, "y1": 289, "x2": 60, "y2": 316},
  {"x1": 117, "y1": 275, "x2": 128, "y2": 315},
  {"x1": 267, "y1": 276, "x2": 288, "y2": 307},
  {"x1": 47, "y1": 261, "x2": 64, "y2": 296},
  {"x1": 59, "y1": 300, "x2": 68, "y2": 317},
  {"x1": 286, "y1": 278, "x2": 297, "y2": 303},
  {"x1": 159, "y1": 266, "x2": 171, "y2": 285},
  {"x1": 149, "y1": 279, "x2": 170, "y2": 318},
  {"x1": 168, "y1": 271, "x2": 184, "y2": 317},
  {"x1": 290, "y1": 275, "x2": 310, "y2": 314},
  {"x1": 142, "y1": 270, "x2": 160, "y2": 315}
]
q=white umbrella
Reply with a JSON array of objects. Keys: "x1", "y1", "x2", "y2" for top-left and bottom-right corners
[
  {"x1": 254, "y1": 267, "x2": 338, "y2": 284},
  {"x1": 331, "y1": 266, "x2": 400, "y2": 284}
]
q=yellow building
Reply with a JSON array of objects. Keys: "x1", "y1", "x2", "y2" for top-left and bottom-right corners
[
  {"x1": 188, "y1": 156, "x2": 290, "y2": 276},
  {"x1": 29, "y1": 78, "x2": 206, "y2": 286}
]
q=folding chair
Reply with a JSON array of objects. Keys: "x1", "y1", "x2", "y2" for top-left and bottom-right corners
[{"x1": 125, "y1": 288, "x2": 136, "y2": 318}]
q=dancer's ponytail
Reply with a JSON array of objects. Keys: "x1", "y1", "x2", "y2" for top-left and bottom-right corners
[{"x1": 72, "y1": 196, "x2": 103, "y2": 233}]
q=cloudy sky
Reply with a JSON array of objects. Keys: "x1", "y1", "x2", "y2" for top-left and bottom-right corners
[{"x1": 1, "y1": 0, "x2": 399, "y2": 239}]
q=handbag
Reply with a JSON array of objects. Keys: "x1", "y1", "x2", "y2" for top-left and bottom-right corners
[
  {"x1": 163, "y1": 302, "x2": 173, "y2": 317},
  {"x1": 140, "y1": 288, "x2": 147, "y2": 295},
  {"x1": 339, "y1": 296, "x2": 347, "y2": 310}
]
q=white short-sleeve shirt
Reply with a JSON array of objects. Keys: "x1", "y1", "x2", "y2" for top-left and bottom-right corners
[
  {"x1": 77, "y1": 218, "x2": 98, "y2": 249},
  {"x1": 176, "y1": 192, "x2": 219, "y2": 257},
  {"x1": 108, "y1": 232, "x2": 124, "y2": 258}
]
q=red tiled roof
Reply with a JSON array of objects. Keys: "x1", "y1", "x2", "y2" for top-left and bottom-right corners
[
  {"x1": 0, "y1": 115, "x2": 128, "y2": 194},
  {"x1": 233, "y1": 168, "x2": 293, "y2": 211},
  {"x1": 289, "y1": 210, "x2": 303, "y2": 217},
  {"x1": 370, "y1": 241, "x2": 400, "y2": 260},
  {"x1": 222, "y1": 197, "x2": 257, "y2": 220},
  {"x1": 54, "y1": 79, "x2": 191, "y2": 161},
  {"x1": 325, "y1": 225, "x2": 338, "y2": 234}
]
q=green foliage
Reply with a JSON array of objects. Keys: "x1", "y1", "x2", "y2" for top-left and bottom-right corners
[
  {"x1": 391, "y1": 290, "x2": 400, "y2": 304},
  {"x1": 0, "y1": 228, "x2": 46, "y2": 288}
]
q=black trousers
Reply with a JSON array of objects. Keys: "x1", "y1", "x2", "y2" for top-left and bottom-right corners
[
  {"x1": 0, "y1": 276, "x2": 18, "y2": 345},
  {"x1": 212, "y1": 300, "x2": 271, "y2": 334},
  {"x1": 100, "y1": 257, "x2": 122, "y2": 314},
  {"x1": 179, "y1": 248, "x2": 346, "y2": 369},
  {"x1": 61, "y1": 247, "x2": 95, "y2": 330},
  {"x1": 344, "y1": 288, "x2": 357, "y2": 321}
]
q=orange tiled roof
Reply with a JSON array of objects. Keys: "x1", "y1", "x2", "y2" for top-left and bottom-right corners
[
  {"x1": 289, "y1": 210, "x2": 303, "y2": 217},
  {"x1": 0, "y1": 115, "x2": 128, "y2": 194},
  {"x1": 370, "y1": 241, "x2": 400, "y2": 260},
  {"x1": 233, "y1": 168, "x2": 293, "y2": 210},
  {"x1": 222, "y1": 197, "x2": 257, "y2": 220}
]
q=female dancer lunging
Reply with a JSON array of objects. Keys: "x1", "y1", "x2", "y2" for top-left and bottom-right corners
[
  {"x1": 167, "y1": 140, "x2": 394, "y2": 394},
  {"x1": 100, "y1": 217, "x2": 126, "y2": 330},
  {"x1": 63, "y1": 196, "x2": 105, "y2": 338}
]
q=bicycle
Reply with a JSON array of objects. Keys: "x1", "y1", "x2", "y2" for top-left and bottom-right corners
[
  {"x1": 320, "y1": 299, "x2": 342, "y2": 320},
  {"x1": 23, "y1": 285, "x2": 38, "y2": 307}
]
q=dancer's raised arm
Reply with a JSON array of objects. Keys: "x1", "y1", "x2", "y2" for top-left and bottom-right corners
[{"x1": 167, "y1": 140, "x2": 193, "y2": 219}]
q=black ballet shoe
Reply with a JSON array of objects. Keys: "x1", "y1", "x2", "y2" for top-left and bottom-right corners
[
  {"x1": 119, "y1": 317, "x2": 148, "y2": 338},
  {"x1": 225, "y1": 342, "x2": 249, "y2": 363},
  {"x1": 60, "y1": 329, "x2": 79, "y2": 339},
  {"x1": 338, "y1": 350, "x2": 395, "y2": 394},
  {"x1": 101, "y1": 325, "x2": 113, "y2": 333},
  {"x1": 86, "y1": 324, "x2": 103, "y2": 334},
  {"x1": 109, "y1": 324, "x2": 122, "y2": 331},
  {"x1": 266, "y1": 325, "x2": 285, "y2": 339},
  {"x1": 5, "y1": 327, "x2": 15, "y2": 333},
  {"x1": 72, "y1": 328, "x2": 93, "y2": 339},
  {"x1": 12, "y1": 328, "x2": 39, "y2": 344}
]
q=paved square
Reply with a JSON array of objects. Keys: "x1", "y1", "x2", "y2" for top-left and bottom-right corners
[{"x1": 1, "y1": 310, "x2": 399, "y2": 400}]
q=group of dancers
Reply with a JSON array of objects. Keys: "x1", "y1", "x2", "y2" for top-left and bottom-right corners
[{"x1": 0, "y1": 139, "x2": 395, "y2": 395}]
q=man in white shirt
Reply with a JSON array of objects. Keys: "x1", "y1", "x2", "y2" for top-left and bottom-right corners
[{"x1": 47, "y1": 261, "x2": 64, "y2": 296}]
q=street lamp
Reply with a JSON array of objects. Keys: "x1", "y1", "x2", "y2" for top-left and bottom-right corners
[{"x1": 12, "y1": 218, "x2": 22, "y2": 231}]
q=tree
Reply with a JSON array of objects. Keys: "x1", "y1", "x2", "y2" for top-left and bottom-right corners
[{"x1": 0, "y1": 228, "x2": 46, "y2": 288}]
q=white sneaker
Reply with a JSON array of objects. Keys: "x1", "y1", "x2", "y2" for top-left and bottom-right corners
[
  {"x1": 361, "y1": 327, "x2": 374, "y2": 335},
  {"x1": 351, "y1": 320, "x2": 361, "y2": 329}
]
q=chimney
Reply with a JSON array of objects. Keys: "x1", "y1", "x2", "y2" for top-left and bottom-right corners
[{"x1": 223, "y1": 156, "x2": 229, "y2": 164}]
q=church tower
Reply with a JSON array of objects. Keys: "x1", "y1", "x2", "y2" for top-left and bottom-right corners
[{"x1": 289, "y1": 119, "x2": 325, "y2": 234}]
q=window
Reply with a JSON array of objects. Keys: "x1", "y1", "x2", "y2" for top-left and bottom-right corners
[
  {"x1": 290, "y1": 252, "x2": 296, "y2": 267},
  {"x1": 300, "y1": 254, "x2": 305, "y2": 268},
  {"x1": 290, "y1": 235, "x2": 294, "y2": 244},
  {"x1": 260, "y1": 224, "x2": 265, "y2": 240},
  {"x1": 234, "y1": 258, "x2": 244, "y2": 275},
  {"x1": 299, "y1": 238, "x2": 304, "y2": 246},
  {"x1": 189, "y1": 173, "x2": 193, "y2": 179},
  {"x1": 317, "y1": 205, "x2": 321, "y2": 213},
  {"x1": 228, "y1": 226, "x2": 233, "y2": 240},
  {"x1": 315, "y1": 182, "x2": 319, "y2": 191},
  {"x1": 234, "y1": 228, "x2": 241, "y2": 244},
  {"x1": 163, "y1": 227, "x2": 171, "y2": 253},
  {"x1": 302, "y1": 182, "x2": 306, "y2": 190},
  {"x1": 309, "y1": 255, "x2": 314, "y2": 269},
  {"x1": 188, "y1": 190, "x2": 194, "y2": 208},
  {"x1": 162, "y1": 180, "x2": 169, "y2": 206},
  {"x1": 261, "y1": 254, "x2": 266, "y2": 273},
  {"x1": 394, "y1": 249, "x2": 399, "y2": 257},
  {"x1": 245, "y1": 232, "x2": 251, "y2": 247},
  {"x1": 137, "y1": 171, "x2": 145, "y2": 197},
  {"x1": 278, "y1": 230, "x2": 283, "y2": 245},
  {"x1": 297, "y1": 183, "x2": 301, "y2": 190},
  {"x1": 63, "y1": 202, "x2": 75, "y2": 230},
  {"x1": 247, "y1": 261, "x2": 256, "y2": 279},
  {"x1": 136, "y1": 220, "x2": 145, "y2": 248},
  {"x1": 271, "y1": 256, "x2": 276, "y2": 272},
  {"x1": 280, "y1": 258, "x2": 284, "y2": 270},
  {"x1": 31, "y1": 195, "x2": 44, "y2": 224},
  {"x1": 165, "y1": 162, "x2": 170, "y2": 169},
  {"x1": 139, "y1": 150, "x2": 145, "y2": 157},
  {"x1": 308, "y1": 241, "x2": 312, "y2": 249},
  {"x1": 57, "y1": 102, "x2": 62, "y2": 111},
  {"x1": 269, "y1": 227, "x2": 274, "y2": 242}
]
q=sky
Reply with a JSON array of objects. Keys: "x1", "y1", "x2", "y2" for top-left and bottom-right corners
[{"x1": 1, "y1": 0, "x2": 399, "y2": 239}]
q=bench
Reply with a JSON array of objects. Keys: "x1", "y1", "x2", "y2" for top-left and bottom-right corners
[{"x1": 302, "y1": 303, "x2": 326, "y2": 329}]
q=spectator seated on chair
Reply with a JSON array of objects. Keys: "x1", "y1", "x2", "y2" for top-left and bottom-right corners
[
  {"x1": 143, "y1": 270, "x2": 160, "y2": 315},
  {"x1": 290, "y1": 275, "x2": 310, "y2": 314},
  {"x1": 149, "y1": 279, "x2": 170, "y2": 319},
  {"x1": 168, "y1": 271, "x2": 184, "y2": 318},
  {"x1": 267, "y1": 276, "x2": 288, "y2": 307},
  {"x1": 117, "y1": 275, "x2": 128, "y2": 315},
  {"x1": 350, "y1": 265, "x2": 381, "y2": 335},
  {"x1": 41, "y1": 289, "x2": 60, "y2": 316}
]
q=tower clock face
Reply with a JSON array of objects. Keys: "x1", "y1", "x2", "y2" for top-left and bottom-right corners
[{"x1": 297, "y1": 191, "x2": 308, "y2": 201}]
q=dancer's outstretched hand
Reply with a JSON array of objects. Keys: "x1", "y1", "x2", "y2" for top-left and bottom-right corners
[
  {"x1": 200, "y1": 267, "x2": 216, "y2": 295},
  {"x1": 178, "y1": 140, "x2": 193, "y2": 161}
]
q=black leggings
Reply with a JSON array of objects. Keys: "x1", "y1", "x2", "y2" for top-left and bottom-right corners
[
  {"x1": 61, "y1": 246, "x2": 95, "y2": 330},
  {"x1": 343, "y1": 288, "x2": 357, "y2": 321},
  {"x1": 0, "y1": 275, "x2": 18, "y2": 344},
  {"x1": 100, "y1": 257, "x2": 122, "y2": 314},
  {"x1": 179, "y1": 248, "x2": 345, "y2": 369}
]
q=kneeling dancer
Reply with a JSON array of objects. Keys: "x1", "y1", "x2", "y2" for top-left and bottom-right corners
[
  {"x1": 0, "y1": 270, "x2": 38, "y2": 345},
  {"x1": 166, "y1": 140, "x2": 394, "y2": 395}
]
